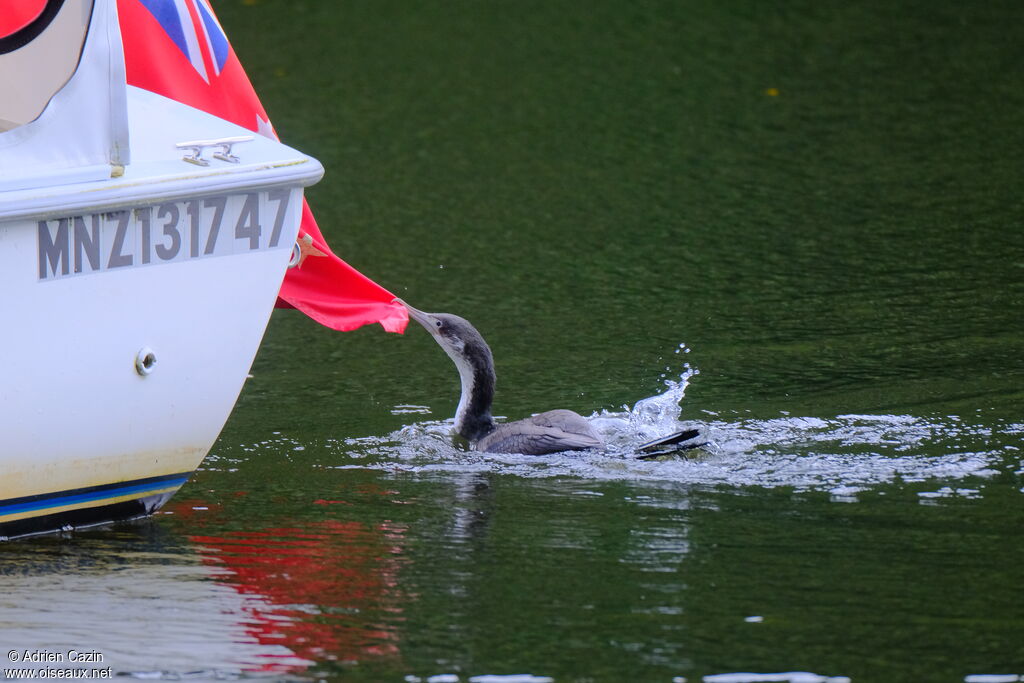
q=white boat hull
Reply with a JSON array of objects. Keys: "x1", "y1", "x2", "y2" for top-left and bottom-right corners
[{"x1": 0, "y1": 87, "x2": 322, "y2": 538}]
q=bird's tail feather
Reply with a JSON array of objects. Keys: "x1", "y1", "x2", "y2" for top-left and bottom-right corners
[{"x1": 635, "y1": 427, "x2": 706, "y2": 459}]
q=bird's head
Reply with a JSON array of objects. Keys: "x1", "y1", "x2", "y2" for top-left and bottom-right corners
[
  {"x1": 396, "y1": 299, "x2": 492, "y2": 366},
  {"x1": 395, "y1": 298, "x2": 498, "y2": 441}
]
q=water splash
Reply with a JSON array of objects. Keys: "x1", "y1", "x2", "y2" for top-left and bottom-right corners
[
  {"x1": 591, "y1": 364, "x2": 699, "y2": 452},
  {"x1": 317, "y1": 354, "x2": 1020, "y2": 496}
]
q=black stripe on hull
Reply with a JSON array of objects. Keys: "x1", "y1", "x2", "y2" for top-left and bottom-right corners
[{"x1": 0, "y1": 490, "x2": 177, "y2": 541}]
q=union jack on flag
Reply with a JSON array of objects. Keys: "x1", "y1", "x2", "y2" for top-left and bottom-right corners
[
  {"x1": 119, "y1": 0, "x2": 270, "y2": 134},
  {"x1": 137, "y1": 0, "x2": 230, "y2": 83}
]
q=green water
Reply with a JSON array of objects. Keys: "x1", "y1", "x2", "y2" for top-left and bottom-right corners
[{"x1": 2, "y1": 0, "x2": 1023, "y2": 681}]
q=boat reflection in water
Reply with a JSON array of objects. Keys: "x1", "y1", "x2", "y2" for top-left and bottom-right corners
[
  {"x1": 0, "y1": 498, "x2": 408, "y2": 678},
  {"x1": 167, "y1": 498, "x2": 409, "y2": 674},
  {"x1": 0, "y1": 524, "x2": 302, "y2": 676}
]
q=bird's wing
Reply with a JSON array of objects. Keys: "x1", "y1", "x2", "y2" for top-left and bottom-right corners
[
  {"x1": 477, "y1": 420, "x2": 602, "y2": 456},
  {"x1": 520, "y1": 409, "x2": 593, "y2": 431}
]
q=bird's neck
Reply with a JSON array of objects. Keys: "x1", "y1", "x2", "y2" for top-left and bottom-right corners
[{"x1": 446, "y1": 344, "x2": 496, "y2": 443}]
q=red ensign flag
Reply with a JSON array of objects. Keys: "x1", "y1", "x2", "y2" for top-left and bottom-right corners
[{"x1": 117, "y1": 0, "x2": 407, "y2": 333}]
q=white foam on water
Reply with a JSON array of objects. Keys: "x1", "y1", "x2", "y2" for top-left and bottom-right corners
[
  {"x1": 469, "y1": 676, "x2": 556, "y2": 683},
  {"x1": 703, "y1": 674, "x2": 851, "y2": 683},
  {"x1": 323, "y1": 363, "x2": 1021, "y2": 495}
]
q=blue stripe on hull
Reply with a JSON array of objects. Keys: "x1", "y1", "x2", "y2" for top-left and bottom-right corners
[
  {"x1": 0, "y1": 491, "x2": 179, "y2": 541},
  {"x1": 0, "y1": 472, "x2": 191, "y2": 518}
]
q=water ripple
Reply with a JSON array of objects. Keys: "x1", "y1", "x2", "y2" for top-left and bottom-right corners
[{"x1": 325, "y1": 370, "x2": 1020, "y2": 495}]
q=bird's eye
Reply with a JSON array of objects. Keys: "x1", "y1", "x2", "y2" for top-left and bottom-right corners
[{"x1": 435, "y1": 320, "x2": 443, "y2": 329}]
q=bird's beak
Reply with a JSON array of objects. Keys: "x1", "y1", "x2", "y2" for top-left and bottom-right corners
[{"x1": 394, "y1": 298, "x2": 437, "y2": 333}]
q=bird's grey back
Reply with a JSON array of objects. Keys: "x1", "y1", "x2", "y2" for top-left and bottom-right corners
[{"x1": 475, "y1": 409, "x2": 602, "y2": 455}]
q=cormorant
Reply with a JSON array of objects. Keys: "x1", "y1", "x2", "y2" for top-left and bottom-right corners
[{"x1": 399, "y1": 299, "x2": 703, "y2": 457}]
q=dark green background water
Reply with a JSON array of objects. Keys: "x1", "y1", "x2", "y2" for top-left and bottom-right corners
[{"x1": 2, "y1": 0, "x2": 1022, "y2": 681}]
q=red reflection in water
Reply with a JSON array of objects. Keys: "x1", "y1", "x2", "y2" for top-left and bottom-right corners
[{"x1": 168, "y1": 499, "x2": 408, "y2": 673}]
